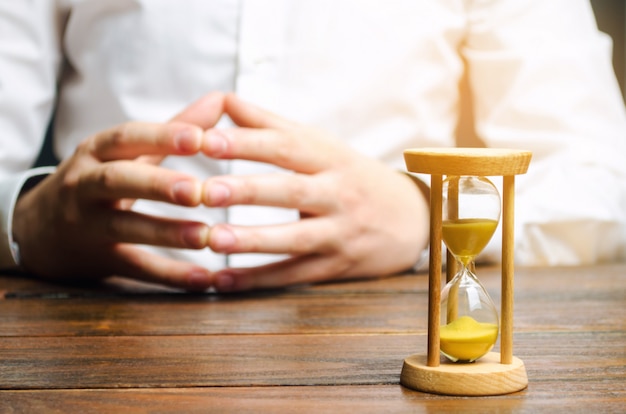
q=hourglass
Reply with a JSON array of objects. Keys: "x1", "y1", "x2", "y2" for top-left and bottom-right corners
[
  {"x1": 440, "y1": 175, "x2": 500, "y2": 363},
  {"x1": 400, "y1": 148, "x2": 532, "y2": 396}
]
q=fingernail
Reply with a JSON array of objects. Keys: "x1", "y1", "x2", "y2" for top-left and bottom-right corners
[
  {"x1": 204, "y1": 129, "x2": 228, "y2": 156},
  {"x1": 175, "y1": 128, "x2": 201, "y2": 153},
  {"x1": 173, "y1": 180, "x2": 200, "y2": 204},
  {"x1": 188, "y1": 270, "x2": 212, "y2": 290},
  {"x1": 211, "y1": 226, "x2": 236, "y2": 250},
  {"x1": 183, "y1": 225, "x2": 209, "y2": 249},
  {"x1": 205, "y1": 182, "x2": 231, "y2": 206},
  {"x1": 216, "y1": 272, "x2": 235, "y2": 292}
]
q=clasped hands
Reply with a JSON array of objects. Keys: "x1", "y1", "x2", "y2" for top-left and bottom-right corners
[{"x1": 13, "y1": 93, "x2": 429, "y2": 291}]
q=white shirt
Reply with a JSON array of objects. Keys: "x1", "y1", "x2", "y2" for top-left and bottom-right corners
[{"x1": 1, "y1": 0, "x2": 625, "y2": 270}]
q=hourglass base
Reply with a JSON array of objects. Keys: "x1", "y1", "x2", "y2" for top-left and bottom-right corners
[{"x1": 400, "y1": 352, "x2": 527, "y2": 396}]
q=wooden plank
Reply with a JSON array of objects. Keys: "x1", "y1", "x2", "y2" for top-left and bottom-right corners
[
  {"x1": 1, "y1": 266, "x2": 623, "y2": 337},
  {"x1": 0, "y1": 334, "x2": 419, "y2": 389},
  {"x1": 1, "y1": 384, "x2": 625, "y2": 414},
  {"x1": 0, "y1": 285, "x2": 620, "y2": 337},
  {"x1": 0, "y1": 270, "x2": 430, "y2": 297},
  {"x1": 0, "y1": 264, "x2": 624, "y2": 410},
  {"x1": 0, "y1": 292, "x2": 428, "y2": 337},
  {"x1": 0, "y1": 331, "x2": 624, "y2": 390},
  {"x1": 2, "y1": 264, "x2": 623, "y2": 298}
]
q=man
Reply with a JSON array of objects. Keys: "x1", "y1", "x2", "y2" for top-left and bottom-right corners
[{"x1": 1, "y1": 0, "x2": 625, "y2": 291}]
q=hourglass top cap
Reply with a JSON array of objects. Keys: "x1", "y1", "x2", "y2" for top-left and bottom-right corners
[{"x1": 404, "y1": 147, "x2": 532, "y2": 176}]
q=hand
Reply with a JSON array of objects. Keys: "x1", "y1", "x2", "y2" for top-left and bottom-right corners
[
  {"x1": 12, "y1": 92, "x2": 224, "y2": 290},
  {"x1": 202, "y1": 94, "x2": 430, "y2": 291}
]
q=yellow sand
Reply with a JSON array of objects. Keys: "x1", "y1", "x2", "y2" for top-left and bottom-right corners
[
  {"x1": 440, "y1": 315, "x2": 498, "y2": 362},
  {"x1": 442, "y1": 218, "x2": 499, "y2": 265}
]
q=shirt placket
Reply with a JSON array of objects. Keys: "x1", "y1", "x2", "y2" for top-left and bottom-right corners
[{"x1": 227, "y1": 0, "x2": 298, "y2": 268}]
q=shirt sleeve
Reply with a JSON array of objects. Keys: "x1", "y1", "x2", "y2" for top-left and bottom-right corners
[
  {"x1": 0, "y1": 2, "x2": 63, "y2": 268},
  {"x1": 0, "y1": 167, "x2": 56, "y2": 269},
  {"x1": 463, "y1": 0, "x2": 626, "y2": 265}
]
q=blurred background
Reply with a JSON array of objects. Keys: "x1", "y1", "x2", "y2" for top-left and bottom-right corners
[
  {"x1": 457, "y1": 0, "x2": 625, "y2": 147},
  {"x1": 590, "y1": 0, "x2": 624, "y2": 101},
  {"x1": 34, "y1": 0, "x2": 626, "y2": 167}
]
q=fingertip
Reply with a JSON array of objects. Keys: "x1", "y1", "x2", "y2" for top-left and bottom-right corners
[
  {"x1": 203, "y1": 90, "x2": 227, "y2": 107},
  {"x1": 223, "y1": 93, "x2": 257, "y2": 127},
  {"x1": 215, "y1": 271, "x2": 236, "y2": 292},
  {"x1": 202, "y1": 129, "x2": 230, "y2": 158},
  {"x1": 186, "y1": 269, "x2": 214, "y2": 291},
  {"x1": 172, "y1": 91, "x2": 226, "y2": 129},
  {"x1": 194, "y1": 91, "x2": 226, "y2": 119},
  {"x1": 173, "y1": 180, "x2": 202, "y2": 206},
  {"x1": 182, "y1": 224, "x2": 211, "y2": 249},
  {"x1": 202, "y1": 181, "x2": 231, "y2": 206},
  {"x1": 173, "y1": 125, "x2": 203, "y2": 154},
  {"x1": 214, "y1": 269, "x2": 252, "y2": 292},
  {"x1": 223, "y1": 93, "x2": 288, "y2": 130},
  {"x1": 208, "y1": 225, "x2": 237, "y2": 252},
  {"x1": 223, "y1": 92, "x2": 239, "y2": 107}
]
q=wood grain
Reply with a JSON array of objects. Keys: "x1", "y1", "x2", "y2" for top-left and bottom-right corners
[
  {"x1": 427, "y1": 173, "x2": 443, "y2": 366},
  {"x1": 500, "y1": 174, "x2": 515, "y2": 364},
  {"x1": 0, "y1": 264, "x2": 624, "y2": 411},
  {"x1": 0, "y1": 331, "x2": 622, "y2": 389},
  {"x1": 403, "y1": 147, "x2": 532, "y2": 176},
  {"x1": 2, "y1": 265, "x2": 622, "y2": 337},
  {"x1": 1, "y1": 384, "x2": 625, "y2": 414}
]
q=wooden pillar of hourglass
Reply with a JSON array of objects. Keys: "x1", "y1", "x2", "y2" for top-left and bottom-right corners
[{"x1": 400, "y1": 148, "x2": 532, "y2": 396}]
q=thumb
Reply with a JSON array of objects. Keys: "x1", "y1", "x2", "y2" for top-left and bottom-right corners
[
  {"x1": 171, "y1": 91, "x2": 225, "y2": 128},
  {"x1": 139, "y1": 92, "x2": 225, "y2": 166},
  {"x1": 223, "y1": 93, "x2": 292, "y2": 130}
]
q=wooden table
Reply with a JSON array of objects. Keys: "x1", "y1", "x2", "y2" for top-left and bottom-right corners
[{"x1": 1, "y1": 264, "x2": 625, "y2": 412}]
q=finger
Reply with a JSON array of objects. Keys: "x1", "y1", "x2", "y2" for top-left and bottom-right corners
[
  {"x1": 212, "y1": 254, "x2": 353, "y2": 292},
  {"x1": 78, "y1": 160, "x2": 202, "y2": 206},
  {"x1": 212, "y1": 93, "x2": 346, "y2": 173},
  {"x1": 112, "y1": 244, "x2": 214, "y2": 291},
  {"x1": 137, "y1": 92, "x2": 225, "y2": 165},
  {"x1": 91, "y1": 121, "x2": 204, "y2": 162},
  {"x1": 202, "y1": 173, "x2": 335, "y2": 214},
  {"x1": 172, "y1": 91, "x2": 225, "y2": 128},
  {"x1": 207, "y1": 218, "x2": 340, "y2": 255},
  {"x1": 223, "y1": 92, "x2": 291, "y2": 130},
  {"x1": 203, "y1": 127, "x2": 340, "y2": 174},
  {"x1": 91, "y1": 209, "x2": 210, "y2": 250}
]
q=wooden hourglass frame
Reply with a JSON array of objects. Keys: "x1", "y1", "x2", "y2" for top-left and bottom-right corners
[{"x1": 401, "y1": 148, "x2": 532, "y2": 396}]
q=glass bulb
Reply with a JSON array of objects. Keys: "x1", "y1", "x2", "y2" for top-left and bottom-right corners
[
  {"x1": 440, "y1": 266, "x2": 499, "y2": 362},
  {"x1": 440, "y1": 175, "x2": 501, "y2": 363}
]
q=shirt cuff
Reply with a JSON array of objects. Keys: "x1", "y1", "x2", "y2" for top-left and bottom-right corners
[
  {"x1": 411, "y1": 247, "x2": 430, "y2": 273},
  {"x1": 0, "y1": 166, "x2": 57, "y2": 269}
]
